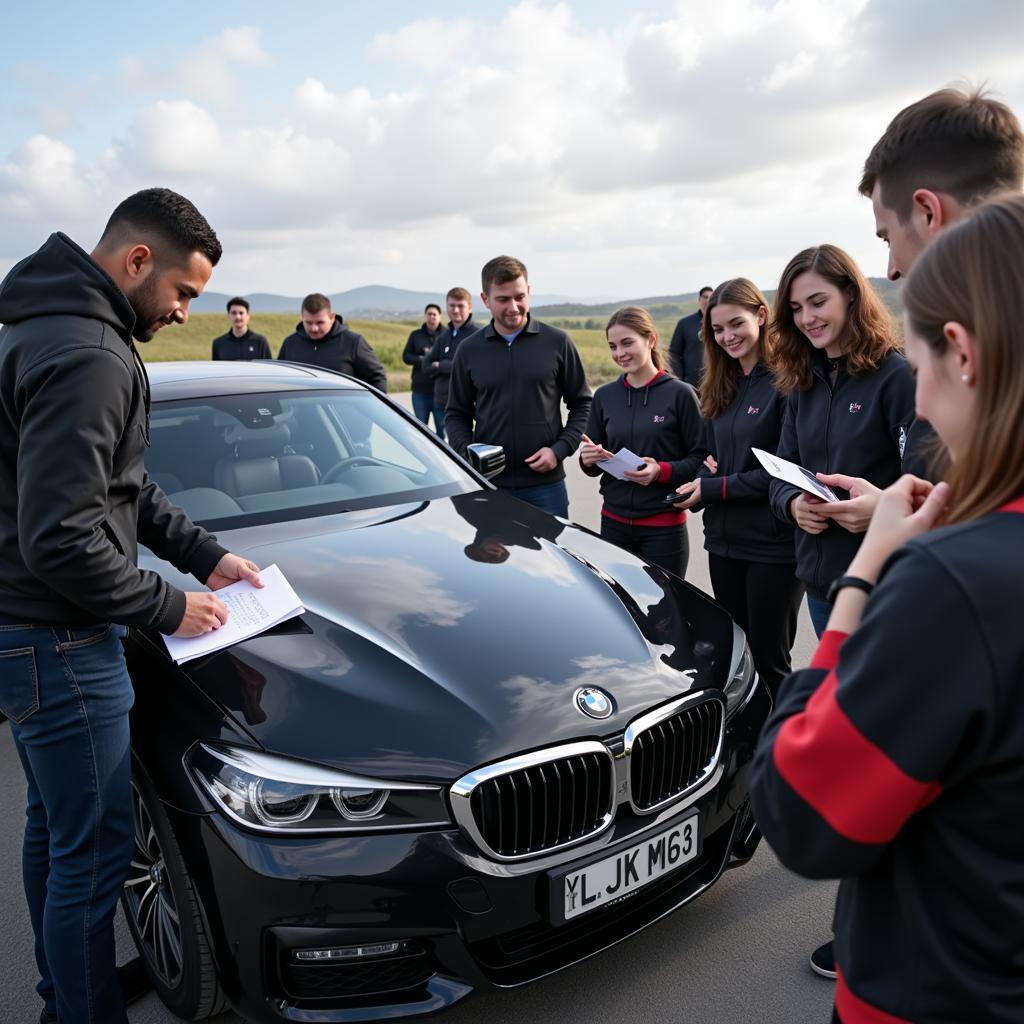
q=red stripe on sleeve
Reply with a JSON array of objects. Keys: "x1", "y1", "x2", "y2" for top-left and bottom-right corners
[
  {"x1": 657, "y1": 461, "x2": 671, "y2": 484},
  {"x1": 810, "y1": 630, "x2": 848, "y2": 670},
  {"x1": 836, "y1": 967, "x2": 913, "y2": 1024},
  {"x1": 721, "y1": 477, "x2": 727, "y2": 500},
  {"x1": 772, "y1": 671, "x2": 942, "y2": 844}
]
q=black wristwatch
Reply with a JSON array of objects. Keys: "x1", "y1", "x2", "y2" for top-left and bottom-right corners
[{"x1": 826, "y1": 575, "x2": 875, "y2": 604}]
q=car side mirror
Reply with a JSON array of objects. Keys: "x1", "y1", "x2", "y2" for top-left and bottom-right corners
[{"x1": 467, "y1": 443, "x2": 505, "y2": 479}]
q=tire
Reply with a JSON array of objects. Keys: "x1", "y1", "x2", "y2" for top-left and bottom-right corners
[{"x1": 121, "y1": 760, "x2": 229, "y2": 1020}]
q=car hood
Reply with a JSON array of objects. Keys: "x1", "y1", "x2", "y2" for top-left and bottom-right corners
[{"x1": 149, "y1": 492, "x2": 734, "y2": 782}]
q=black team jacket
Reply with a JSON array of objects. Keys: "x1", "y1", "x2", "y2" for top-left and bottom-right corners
[
  {"x1": 769, "y1": 350, "x2": 914, "y2": 599},
  {"x1": 750, "y1": 497, "x2": 1024, "y2": 1024},
  {"x1": 402, "y1": 323, "x2": 442, "y2": 395},
  {"x1": 580, "y1": 371, "x2": 706, "y2": 519},
  {"x1": 668, "y1": 310, "x2": 704, "y2": 387},
  {"x1": 211, "y1": 329, "x2": 271, "y2": 361},
  {"x1": 0, "y1": 232, "x2": 227, "y2": 631},
  {"x1": 423, "y1": 315, "x2": 482, "y2": 409},
  {"x1": 278, "y1": 314, "x2": 388, "y2": 393},
  {"x1": 696, "y1": 362, "x2": 796, "y2": 563},
  {"x1": 446, "y1": 315, "x2": 592, "y2": 489}
]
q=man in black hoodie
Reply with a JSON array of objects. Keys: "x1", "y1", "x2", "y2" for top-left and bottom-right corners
[
  {"x1": 0, "y1": 188, "x2": 261, "y2": 1024},
  {"x1": 402, "y1": 302, "x2": 445, "y2": 437},
  {"x1": 446, "y1": 256, "x2": 592, "y2": 518},
  {"x1": 278, "y1": 292, "x2": 388, "y2": 392},
  {"x1": 211, "y1": 295, "x2": 271, "y2": 360}
]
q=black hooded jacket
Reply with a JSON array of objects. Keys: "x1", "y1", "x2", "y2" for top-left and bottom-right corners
[
  {"x1": 582, "y1": 371, "x2": 707, "y2": 520},
  {"x1": 278, "y1": 315, "x2": 388, "y2": 393},
  {"x1": 0, "y1": 233, "x2": 226, "y2": 631},
  {"x1": 697, "y1": 362, "x2": 796, "y2": 563},
  {"x1": 769, "y1": 350, "x2": 915, "y2": 599}
]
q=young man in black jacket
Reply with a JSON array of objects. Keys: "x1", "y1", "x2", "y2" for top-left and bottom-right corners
[
  {"x1": 211, "y1": 296, "x2": 271, "y2": 360},
  {"x1": 446, "y1": 256, "x2": 592, "y2": 518},
  {"x1": 0, "y1": 188, "x2": 261, "y2": 1024},
  {"x1": 667, "y1": 286, "x2": 711, "y2": 386},
  {"x1": 278, "y1": 293, "x2": 388, "y2": 392},
  {"x1": 422, "y1": 286, "x2": 482, "y2": 418},
  {"x1": 402, "y1": 302, "x2": 445, "y2": 437}
]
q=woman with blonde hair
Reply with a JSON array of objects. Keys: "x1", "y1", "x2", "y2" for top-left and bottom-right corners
[
  {"x1": 767, "y1": 244, "x2": 915, "y2": 636},
  {"x1": 579, "y1": 306, "x2": 706, "y2": 578},
  {"x1": 751, "y1": 191, "x2": 1024, "y2": 1024},
  {"x1": 672, "y1": 278, "x2": 803, "y2": 696}
]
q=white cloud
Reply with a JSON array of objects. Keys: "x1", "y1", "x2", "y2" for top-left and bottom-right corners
[{"x1": 3, "y1": 4, "x2": 1024, "y2": 296}]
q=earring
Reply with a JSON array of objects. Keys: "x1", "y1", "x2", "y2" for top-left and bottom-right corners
[{"x1": 961, "y1": 373, "x2": 970, "y2": 383}]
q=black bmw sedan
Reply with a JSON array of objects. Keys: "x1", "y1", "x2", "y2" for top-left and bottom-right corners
[{"x1": 123, "y1": 360, "x2": 770, "y2": 1023}]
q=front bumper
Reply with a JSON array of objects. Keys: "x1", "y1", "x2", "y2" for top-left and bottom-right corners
[{"x1": 171, "y1": 678, "x2": 770, "y2": 1022}]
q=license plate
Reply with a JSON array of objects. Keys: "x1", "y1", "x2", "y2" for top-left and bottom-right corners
[{"x1": 555, "y1": 814, "x2": 700, "y2": 922}]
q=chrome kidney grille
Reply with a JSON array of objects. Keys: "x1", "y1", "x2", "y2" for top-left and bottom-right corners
[
  {"x1": 626, "y1": 696, "x2": 724, "y2": 812},
  {"x1": 450, "y1": 741, "x2": 615, "y2": 861},
  {"x1": 450, "y1": 693, "x2": 726, "y2": 862}
]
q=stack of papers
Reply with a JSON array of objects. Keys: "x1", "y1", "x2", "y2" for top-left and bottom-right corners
[{"x1": 162, "y1": 563, "x2": 305, "y2": 665}]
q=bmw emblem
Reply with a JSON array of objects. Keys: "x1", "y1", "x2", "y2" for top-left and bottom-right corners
[{"x1": 574, "y1": 687, "x2": 614, "y2": 720}]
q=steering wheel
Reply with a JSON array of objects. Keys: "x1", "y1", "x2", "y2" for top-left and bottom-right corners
[{"x1": 320, "y1": 455, "x2": 392, "y2": 485}]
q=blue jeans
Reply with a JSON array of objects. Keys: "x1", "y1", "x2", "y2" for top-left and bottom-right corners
[
  {"x1": 504, "y1": 479, "x2": 569, "y2": 518},
  {"x1": 411, "y1": 390, "x2": 445, "y2": 440},
  {"x1": 0, "y1": 617, "x2": 134, "y2": 1024},
  {"x1": 807, "y1": 594, "x2": 832, "y2": 639}
]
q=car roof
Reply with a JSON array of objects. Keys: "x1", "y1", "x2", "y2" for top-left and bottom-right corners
[{"x1": 145, "y1": 360, "x2": 367, "y2": 401}]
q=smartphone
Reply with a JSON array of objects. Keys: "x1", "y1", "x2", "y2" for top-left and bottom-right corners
[{"x1": 664, "y1": 492, "x2": 684, "y2": 503}]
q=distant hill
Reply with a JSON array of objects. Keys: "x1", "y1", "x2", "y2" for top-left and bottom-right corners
[
  {"x1": 193, "y1": 285, "x2": 616, "y2": 318},
  {"x1": 193, "y1": 279, "x2": 901, "y2": 321}
]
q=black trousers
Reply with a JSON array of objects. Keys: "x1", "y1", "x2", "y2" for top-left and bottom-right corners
[
  {"x1": 600, "y1": 517, "x2": 690, "y2": 580},
  {"x1": 707, "y1": 553, "x2": 805, "y2": 700}
]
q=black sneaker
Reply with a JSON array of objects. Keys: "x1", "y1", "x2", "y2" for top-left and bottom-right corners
[
  {"x1": 118, "y1": 956, "x2": 153, "y2": 1006},
  {"x1": 810, "y1": 939, "x2": 837, "y2": 979}
]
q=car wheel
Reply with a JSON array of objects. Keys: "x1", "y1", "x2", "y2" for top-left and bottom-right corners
[{"x1": 122, "y1": 762, "x2": 229, "y2": 1020}]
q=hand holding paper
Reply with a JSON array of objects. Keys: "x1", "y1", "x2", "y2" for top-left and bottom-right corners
[{"x1": 163, "y1": 564, "x2": 304, "y2": 665}]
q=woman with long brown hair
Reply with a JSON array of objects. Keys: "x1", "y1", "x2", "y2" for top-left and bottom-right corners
[
  {"x1": 579, "y1": 306, "x2": 706, "y2": 578},
  {"x1": 751, "y1": 191, "x2": 1024, "y2": 1024},
  {"x1": 767, "y1": 244, "x2": 915, "y2": 636},
  {"x1": 671, "y1": 278, "x2": 803, "y2": 696}
]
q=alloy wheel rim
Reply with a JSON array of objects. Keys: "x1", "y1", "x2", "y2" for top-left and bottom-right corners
[{"x1": 124, "y1": 780, "x2": 184, "y2": 988}]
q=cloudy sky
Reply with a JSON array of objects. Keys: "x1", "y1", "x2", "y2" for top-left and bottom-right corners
[{"x1": 3, "y1": 0, "x2": 1023, "y2": 300}]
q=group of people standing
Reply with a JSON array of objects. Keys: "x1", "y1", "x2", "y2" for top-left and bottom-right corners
[{"x1": 2, "y1": 81, "x2": 1024, "y2": 1024}]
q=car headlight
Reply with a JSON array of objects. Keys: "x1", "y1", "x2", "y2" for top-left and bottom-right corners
[
  {"x1": 188, "y1": 743, "x2": 450, "y2": 834},
  {"x1": 723, "y1": 623, "x2": 758, "y2": 717}
]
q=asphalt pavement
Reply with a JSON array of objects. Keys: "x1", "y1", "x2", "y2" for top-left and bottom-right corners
[{"x1": 1, "y1": 392, "x2": 836, "y2": 1023}]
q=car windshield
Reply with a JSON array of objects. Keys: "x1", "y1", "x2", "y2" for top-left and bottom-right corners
[{"x1": 145, "y1": 389, "x2": 479, "y2": 529}]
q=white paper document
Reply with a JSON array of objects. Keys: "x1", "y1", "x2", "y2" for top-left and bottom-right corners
[
  {"x1": 751, "y1": 448, "x2": 840, "y2": 503},
  {"x1": 162, "y1": 563, "x2": 305, "y2": 665},
  {"x1": 596, "y1": 447, "x2": 648, "y2": 481}
]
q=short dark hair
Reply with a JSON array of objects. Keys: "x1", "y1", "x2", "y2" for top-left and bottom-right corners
[
  {"x1": 100, "y1": 187, "x2": 222, "y2": 267},
  {"x1": 699, "y1": 286, "x2": 713, "y2": 297},
  {"x1": 425, "y1": 303, "x2": 442, "y2": 314},
  {"x1": 860, "y1": 87, "x2": 1024, "y2": 220},
  {"x1": 481, "y1": 255, "x2": 528, "y2": 295},
  {"x1": 227, "y1": 296, "x2": 250, "y2": 313},
  {"x1": 301, "y1": 293, "x2": 332, "y2": 315}
]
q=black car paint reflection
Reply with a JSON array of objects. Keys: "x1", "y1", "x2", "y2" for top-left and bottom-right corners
[{"x1": 123, "y1": 362, "x2": 769, "y2": 1023}]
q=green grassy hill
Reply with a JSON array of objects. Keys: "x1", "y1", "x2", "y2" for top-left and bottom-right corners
[{"x1": 142, "y1": 314, "x2": 636, "y2": 389}]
